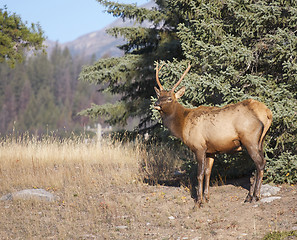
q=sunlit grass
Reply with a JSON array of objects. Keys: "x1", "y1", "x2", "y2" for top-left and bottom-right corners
[
  {"x1": 0, "y1": 134, "x2": 148, "y2": 238},
  {"x1": 0, "y1": 135, "x2": 142, "y2": 192}
]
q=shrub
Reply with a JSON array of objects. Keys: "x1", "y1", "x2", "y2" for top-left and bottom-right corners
[{"x1": 264, "y1": 151, "x2": 297, "y2": 184}]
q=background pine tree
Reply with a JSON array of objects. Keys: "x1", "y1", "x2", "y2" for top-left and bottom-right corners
[
  {"x1": 0, "y1": 6, "x2": 45, "y2": 67},
  {"x1": 80, "y1": 0, "x2": 297, "y2": 183}
]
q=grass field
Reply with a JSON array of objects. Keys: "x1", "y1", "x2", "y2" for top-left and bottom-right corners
[
  {"x1": 0, "y1": 135, "x2": 296, "y2": 239},
  {"x1": 0, "y1": 135, "x2": 145, "y2": 239},
  {"x1": 0, "y1": 135, "x2": 142, "y2": 191}
]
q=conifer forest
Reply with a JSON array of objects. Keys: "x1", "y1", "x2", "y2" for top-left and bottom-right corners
[{"x1": 0, "y1": 45, "x2": 103, "y2": 135}]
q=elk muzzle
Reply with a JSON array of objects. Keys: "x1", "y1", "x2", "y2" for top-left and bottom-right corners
[{"x1": 154, "y1": 100, "x2": 162, "y2": 111}]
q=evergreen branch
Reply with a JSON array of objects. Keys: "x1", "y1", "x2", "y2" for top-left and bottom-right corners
[
  {"x1": 79, "y1": 101, "x2": 131, "y2": 126},
  {"x1": 106, "y1": 27, "x2": 159, "y2": 52},
  {"x1": 0, "y1": 7, "x2": 45, "y2": 67},
  {"x1": 96, "y1": 0, "x2": 165, "y2": 24}
]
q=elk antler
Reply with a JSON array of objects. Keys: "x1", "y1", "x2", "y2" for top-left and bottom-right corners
[
  {"x1": 155, "y1": 62, "x2": 164, "y2": 90},
  {"x1": 171, "y1": 64, "x2": 191, "y2": 92}
]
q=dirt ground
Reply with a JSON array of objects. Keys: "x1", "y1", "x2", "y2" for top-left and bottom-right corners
[
  {"x1": 102, "y1": 181, "x2": 297, "y2": 240},
  {"x1": 1, "y1": 179, "x2": 296, "y2": 240}
]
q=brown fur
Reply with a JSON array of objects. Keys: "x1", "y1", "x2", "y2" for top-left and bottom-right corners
[{"x1": 154, "y1": 66, "x2": 272, "y2": 207}]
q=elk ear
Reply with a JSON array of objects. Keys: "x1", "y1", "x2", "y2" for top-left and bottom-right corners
[
  {"x1": 175, "y1": 86, "x2": 186, "y2": 99},
  {"x1": 154, "y1": 87, "x2": 160, "y2": 97}
]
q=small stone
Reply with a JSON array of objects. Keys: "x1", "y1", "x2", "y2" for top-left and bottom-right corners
[
  {"x1": 0, "y1": 193, "x2": 13, "y2": 201},
  {"x1": 115, "y1": 225, "x2": 128, "y2": 230},
  {"x1": 260, "y1": 196, "x2": 281, "y2": 203},
  {"x1": 168, "y1": 216, "x2": 175, "y2": 220},
  {"x1": 238, "y1": 233, "x2": 248, "y2": 239}
]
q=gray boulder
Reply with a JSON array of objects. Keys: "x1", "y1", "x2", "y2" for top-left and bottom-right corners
[
  {"x1": 261, "y1": 184, "x2": 281, "y2": 197},
  {"x1": 0, "y1": 189, "x2": 57, "y2": 202},
  {"x1": 259, "y1": 184, "x2": 281, "y2": 203}
]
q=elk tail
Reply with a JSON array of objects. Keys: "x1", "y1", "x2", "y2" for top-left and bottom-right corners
[{"x1": 259, "y1": 108, "x2": 273, "y2": 152}]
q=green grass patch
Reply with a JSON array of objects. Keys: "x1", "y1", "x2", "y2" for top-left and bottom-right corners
[{"x1": 262, "y1": 230, "x2": 297, "y2": 240}]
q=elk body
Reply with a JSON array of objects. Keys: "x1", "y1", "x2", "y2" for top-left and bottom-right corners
[{"x1": 154, "y1": 64, "x2": 272, "y2": 207}]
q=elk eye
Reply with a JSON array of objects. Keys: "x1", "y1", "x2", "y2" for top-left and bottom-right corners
[{"x1": 167, "y1": 97, "x2": 172, "y2": 102}]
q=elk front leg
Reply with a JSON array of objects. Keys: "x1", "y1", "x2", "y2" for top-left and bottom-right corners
[
  {"x1": 204, "y1": 156, "x2": 214, "y2": 202},
  {"x1": 195, "y1": 150, "x2": 206, "y2": 208}
]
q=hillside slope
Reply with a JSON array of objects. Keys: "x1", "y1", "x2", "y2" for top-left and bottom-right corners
[{"x1": 46, "y1": 1, "x2": 155, "y2": 59}]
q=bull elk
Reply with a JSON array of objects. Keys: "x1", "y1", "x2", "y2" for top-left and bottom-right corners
[{"x1": 154, "y1": 63, "x2": 272, "y2": 207}]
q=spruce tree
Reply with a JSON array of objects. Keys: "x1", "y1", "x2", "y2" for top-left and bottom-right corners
[
  {"x1": 80, "y1": 0, "x2": 297, "y2": 183},
  {"x1": 79, "y1": 0, "x2": 183, "y2": 128},
  {"x1": 0, "y1": 7, "x2": 45, "y2": 67}
]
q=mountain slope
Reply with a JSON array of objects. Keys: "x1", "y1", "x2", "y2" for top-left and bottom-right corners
[{"x1": 46, "y1": 1, "x2": 155, "y2": 59}]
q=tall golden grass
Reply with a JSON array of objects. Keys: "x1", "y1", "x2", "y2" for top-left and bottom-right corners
[
  {"x1": 0, "y1": 134, "x2": 187, "y2": 239},
  {"x1": 0, "y1": 135, "x2": 143, "y2": 192},
  {"x1": 0, "y1": 135, "x2": 146, "y2": 238}
]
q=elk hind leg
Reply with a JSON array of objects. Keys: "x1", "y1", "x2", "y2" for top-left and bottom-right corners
[
  {"x1": 245, "y1": 171, "x2": 257, "y2": 203},
  {"x1": 253, "y1": 149, "x2": 266, "y2": 201},
  {"x1": 203, "y1": 155, "x2": 214, "y2": 202},
  {"x1": 245, "y1": 145, "x2": 266, "y2": 202}
]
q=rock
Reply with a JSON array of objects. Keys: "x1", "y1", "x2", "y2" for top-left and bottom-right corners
[
  {"x1": 238, "y1": 233, "x2": 248, "y2": 239},
  {"x1": 261, "y1": 184, "x2": 281, "y2": 197},
  {"x1": 0, "y1": 189, "x2": 57, "y2": 202},
  {"x1": 260, "y1": 196, "x2": 282, "y2": 203},
  {"x1": 259, "y1": 184, "x2": 281, "y2": 203},
  {"x1": 168, "y1": 216, "x2": 175, "y2": 220},
  {"x1": 115, "y1": 226, "x2": 128, "y2": 230}
]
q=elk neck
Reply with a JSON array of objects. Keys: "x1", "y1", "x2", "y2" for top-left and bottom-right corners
[{"x1": 161, "y1": 101, "x2": 189, "y2": 140}]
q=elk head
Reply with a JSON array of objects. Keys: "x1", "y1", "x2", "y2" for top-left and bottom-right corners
[{"x1": 154, "y1": 63, "x2": 191, "y2": 114}]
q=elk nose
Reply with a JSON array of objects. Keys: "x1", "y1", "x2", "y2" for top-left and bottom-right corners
[{"x1": 154, "y1": 100, "x2": 161, "y2": 111}]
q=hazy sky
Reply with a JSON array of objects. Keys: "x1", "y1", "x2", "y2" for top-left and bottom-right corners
[{"x1": 3, "y1": 0, "x2": 149, "y2": 43}]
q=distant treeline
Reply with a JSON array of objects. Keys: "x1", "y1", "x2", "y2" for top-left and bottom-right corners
[{"x1": 0, "y1": 45, "x2": 105, "y2": 135}]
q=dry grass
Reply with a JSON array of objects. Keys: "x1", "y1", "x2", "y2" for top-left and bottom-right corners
[
  {"x1": 0, "y1": 136, "x2": 142, "y2": 191},
  {"x1": 0, "y1": 135, "x2": 146, "y2": 239}
]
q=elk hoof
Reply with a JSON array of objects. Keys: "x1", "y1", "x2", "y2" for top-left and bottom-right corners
[
  {"x1": 203, "y1": 195, "x2": 210, "y2": 203},
  {"x1": 254, "y1": 196, "x2": 260, "y2": 202},
  {"x1": 193, "y1": 199, "x2": 203, "y2": 209},
  {"x1": 244, "y1": 194, "x2": 260, "y2": 203},
  {"x1": 244, "y1": 194, "x2": 253, "y2": 203}
]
